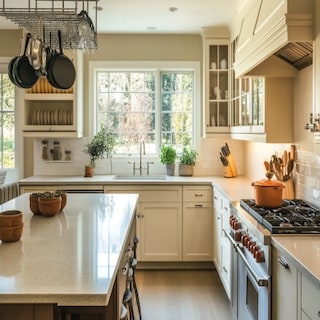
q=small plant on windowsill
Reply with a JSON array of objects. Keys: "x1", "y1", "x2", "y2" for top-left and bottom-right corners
[
  {"x1": 160, "y1": 145, "x2": 177, "y2": 176},
  {"x1": 179, "y1": 147, "x2": 198, "y2": 176},
  {"x1": 83, "y1": 126, "x2": 116, "y2": 176}
]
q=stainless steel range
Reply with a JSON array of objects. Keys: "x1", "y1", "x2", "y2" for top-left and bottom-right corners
[{"x1": 227, "y1": 198, "x2": 320, "y2": 320}]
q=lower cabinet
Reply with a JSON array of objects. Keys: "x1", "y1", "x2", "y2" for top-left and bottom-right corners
[
  {"x1": 0, "y1": 304, "x2": 54, "y2": 320},
  {"x1": 272, "y1": 246, "x2": 298, "y2": 320},
  {"x1": 104, "y1": 184, "x2": 213, "y2": 262},
  {"x1": 301, "y1": 272, "x2": 320, "y2": 320},
  {"x1": 182, "y1": 186, "x2": 213, "y2": 261},
  {"x1": 213, "y1": 187, "x2": 232, "y2": 299}
]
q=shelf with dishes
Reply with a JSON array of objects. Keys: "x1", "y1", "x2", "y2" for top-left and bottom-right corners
[{"x1": 31, "y1": 108, "x2": 73, "y2": 126}]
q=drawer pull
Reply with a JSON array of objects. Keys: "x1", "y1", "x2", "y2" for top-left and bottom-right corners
[
  {"x1": 195, "y1": 193, "x2": 203, "y2": 197},
  {"x1": 278, "y1": 256, "x2": 289, "y2": 269},
  {"x1": 195, "y1": 204, "x2": 203, "y2": 208}
]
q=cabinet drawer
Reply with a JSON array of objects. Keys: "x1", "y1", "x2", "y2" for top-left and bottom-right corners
[
  {"x1": 104, "y1": 185, "x2": 182, "y2": 202},
  {"x1": 301, "y1": 273, "x2": 320, "y2": 320},
  {"x1": 183, "y1": 186, "x2": 212, "y2": 202}
]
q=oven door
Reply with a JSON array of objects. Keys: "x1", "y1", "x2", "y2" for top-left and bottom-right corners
[{"x1": 237, "y1": 245, "x2": 270, "y2": 320}]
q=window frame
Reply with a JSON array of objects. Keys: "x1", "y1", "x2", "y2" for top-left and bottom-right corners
[
  {"x1": 89, "y1": 61, "x2": 201, "y2": 158},
  {"x1": 0, "y1": 57, "x2": 22, "y2": 183}
]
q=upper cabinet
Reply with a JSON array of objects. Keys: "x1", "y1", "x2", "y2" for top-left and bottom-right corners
[
  {"x1": 202, "y1": 28, "x2": 230, "y2": 136},
  {"x1": 20, "y1": 51, "x2": 83, "y2": 138}
]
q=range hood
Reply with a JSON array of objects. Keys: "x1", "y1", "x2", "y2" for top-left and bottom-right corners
[
  {"x1": 234, "y1": 0, "x2": 314, "y2": 77},
  {"x1": 274, "y1": 41, "x2": 313, "y2": 70}
]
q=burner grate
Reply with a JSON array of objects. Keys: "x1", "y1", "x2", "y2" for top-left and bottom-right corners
[{"x1": 240, "y1": 199, "x2": 320, "y2": 234}]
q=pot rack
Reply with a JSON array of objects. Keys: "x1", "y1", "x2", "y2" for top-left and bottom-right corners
[{"x1": 0, "y1": 0, "x2": 98, "y2": 51}]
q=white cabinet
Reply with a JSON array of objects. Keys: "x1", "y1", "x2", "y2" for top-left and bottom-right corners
[
  {"x1": 213, "y1": 187, "x2": 232, "y2": 299},
  {"x1": 272, "y1": 247, "x2": 298, "y2": 320},
  {"x1": 104, "y1": 185, "x2": 182, "y2": 262},
  {"x1": 20, "y1": 51, "x2": 83, "y2": 138},
  {"x1": 182, "y1": 186, "x2": 212, "y2": 261},
  {"x1": 301, "y1": 273, "x2": 320, "y2": 320},
  {"x1": 202, "y1": 31, "x2": 230, "y2": 135}
]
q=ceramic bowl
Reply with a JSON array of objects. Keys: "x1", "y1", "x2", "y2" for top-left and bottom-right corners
[
  {"x1": 0, "y1": 210, "x2": 23, "y2": 227},
  {"x1": 0, "y1": 223, "x2": 24, "y2": 242}
]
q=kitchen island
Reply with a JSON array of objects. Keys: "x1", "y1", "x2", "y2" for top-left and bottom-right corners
[{"x1": 0, "y1": 193, "x2": 139, "y2": 320}]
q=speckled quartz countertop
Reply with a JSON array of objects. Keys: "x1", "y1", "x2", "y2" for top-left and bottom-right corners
[{"x1": 0, "y1": 193, "x2": 138, "y2": 306}]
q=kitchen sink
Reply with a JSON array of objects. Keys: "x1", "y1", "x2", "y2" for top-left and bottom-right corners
[{"x1": 113, "y1": 175, "x2": 167, "y2": 180}]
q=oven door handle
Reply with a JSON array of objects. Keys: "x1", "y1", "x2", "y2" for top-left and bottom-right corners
[
  {"x1": 222, "y1": 229, "x2": 237, "y2": 248},
  {"x1": 236, "y1": 244, "x2": 269, "y2": 287}
]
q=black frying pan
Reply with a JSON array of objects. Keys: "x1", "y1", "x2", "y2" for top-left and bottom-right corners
[
  {"x1": 13, "y1": 33, "x2": 39, "y2": 89},
  {"x1": 8, "y1": 33, "x2": 29, "y2": 87},
  {"x1": 46, "y1": 30, "x2": 76, "y2": 90}
]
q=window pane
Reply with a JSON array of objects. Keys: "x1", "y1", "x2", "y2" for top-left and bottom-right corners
[
  {"x1": 96, "y1": 68, "x2": 194, "y2": 156},
  {"x1": 0, "y1": 73, "x2": 15, "y2": 169}
]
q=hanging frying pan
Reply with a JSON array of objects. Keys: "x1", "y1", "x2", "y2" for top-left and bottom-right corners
[
  {"x1": 46, "y1": 30, "x2": 76, "y2": 90},
  {"x1": 8, "y1": 33, "x2": 28, "y2": 87},
  {"x1": 13, "y1": 33, "x2": 39, "y2": 89}
]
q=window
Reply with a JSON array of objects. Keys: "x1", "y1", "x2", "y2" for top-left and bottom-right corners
[
  {"x1": 0, "y1": 70, "x2": 15, "y2": 169},
  {"x1": 90, "y1": 61, "x2": 200, "y2": 156}
]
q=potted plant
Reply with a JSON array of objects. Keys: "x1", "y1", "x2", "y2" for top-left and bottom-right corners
[
  {"x1": 83, "y1": 126, "x2": 116, "y2": 176},
  {"x1": 179, "y1": 147, "x2": 198, "y2": 176},
  {"x1": 160, "y1": 145, "x2": 177, "y2": 176}
]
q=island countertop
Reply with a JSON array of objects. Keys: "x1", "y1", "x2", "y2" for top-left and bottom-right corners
[{"x1": 0, "y1": 193, "x2": 139, "y2": 306}]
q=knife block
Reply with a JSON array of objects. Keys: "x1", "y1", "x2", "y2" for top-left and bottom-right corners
[{"x1": 225, "y1": 154, "x2": 238, "y2": 178}]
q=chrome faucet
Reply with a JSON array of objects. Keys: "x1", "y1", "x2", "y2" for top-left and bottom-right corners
[{"x1": 129, "y1": 141, "x2": 153, "y2": 175}]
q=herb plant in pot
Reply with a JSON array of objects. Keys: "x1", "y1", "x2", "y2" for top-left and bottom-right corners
[
  {"x1": 160, "y1": 145, "x2": 177, "y2": 176},
  {"x1": 179, "y1": 147, "x2": 198, "y2": 176},
  {"x1": 83, "y1": 126, "x2": 116, "y2": 177}
]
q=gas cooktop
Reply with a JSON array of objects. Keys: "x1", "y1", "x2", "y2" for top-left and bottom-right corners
[{"x1": 240, "y1": 199, "x2": 320, "y2": 234}]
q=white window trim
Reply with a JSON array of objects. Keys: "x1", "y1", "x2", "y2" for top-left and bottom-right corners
[
  {"x1": 0, "y1": 57, "x2": 22, "y2": 183},
  {"x1": 88, "y1": 61, "x2": 201, "y2": 154}
]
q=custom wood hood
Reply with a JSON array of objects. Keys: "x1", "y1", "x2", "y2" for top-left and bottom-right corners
[{"x1": 234, "y1": 0, "x2": 314, "y2": 78}]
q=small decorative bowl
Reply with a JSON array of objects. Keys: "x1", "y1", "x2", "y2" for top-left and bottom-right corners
[
  {"x1": 0, "y1": 223, "x2": 24, "y2": 242},
  {"x1": 29, "y1": 194, "x2": 41, "y2": 215},
  {"x1": 0, "y1": 210, "x2": 23, "y2": 227}
]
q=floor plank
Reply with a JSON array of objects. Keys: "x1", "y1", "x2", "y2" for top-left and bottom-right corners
[{"x1": 135, "y1": 270, "x2": 232, "y2": 320}]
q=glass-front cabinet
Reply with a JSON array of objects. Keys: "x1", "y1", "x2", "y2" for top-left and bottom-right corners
[{"x1": 204, "y1": 39, "x2": 230, "y2": 134}]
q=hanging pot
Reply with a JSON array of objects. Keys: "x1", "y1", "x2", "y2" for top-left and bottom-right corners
[
  {"x1": 46, "y1": 30, "x2": 76, "y2": 90},
  {"x1": 28, "y1": 36, "x2": 43, "y2": 76},
  {"x1": 251, "y1": 179, "x2": 285, "y2": 208},
  {"x1": 12, "y1": 33, "x2": 39, "y2": 89}
]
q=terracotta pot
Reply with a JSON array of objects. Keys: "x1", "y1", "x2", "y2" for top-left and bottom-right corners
[
  {"x1": 38, "y1": 197, "x2": 61, "y2": 217},
  {"x1": 84, "y1": 166, "x2": 93, "y2": 177},
  {"x1": 0, "y1": 210, "x2": 23, "y2": 226},
  {"x1": 252, "y1": 179, "x2": 285, "y2": 208},
  {"x1": 30, "y1": 195, "x2": 41, "y2": 215},
  {"x1": 60, "y1": 192, "x2": 67, "y2": 211},
  {"x1": 0, "y1": 223, "x2": 24, "y2": 242}
]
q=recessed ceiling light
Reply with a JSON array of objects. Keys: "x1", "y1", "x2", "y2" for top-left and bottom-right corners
[{"x1": 169, "y1": 7, "x2": 178, "y2": 12}]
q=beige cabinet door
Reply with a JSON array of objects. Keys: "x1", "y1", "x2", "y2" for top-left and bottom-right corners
[
  {"x1": 213, "y1": 194, "x2": 222, "y2": 271},
  {"x1": 301, "y1": 272, "x2": 320, "y2": 320},
  {"x1": 272, "y1": 247, "x2": 298, "y2": 320},
  {"x1": 182, "y1": 203, "x2": 213, "y2": 261},
  {"x1": 137, "y1": 202, "x2": 182, "y2": 261}
]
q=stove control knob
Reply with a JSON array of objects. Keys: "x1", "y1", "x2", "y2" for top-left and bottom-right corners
[
  {"x1": 234, "y1": 230, "x2": 242, "y2": 241},
  {"x1": 253, "y1": 245, "x2": 260, "y2": 258},
  {"x1": 256, "y1": 250, "x2": 265, "y2": 263},
  {"x1": 249, "y1": 241, "x2": 256, "y2": 253},
  {"x1": 241, "y1": 234, "x2": 249, "y2": 246},
  {"x1": 234, "y1": 221, "x2": 242, "y2": 230},
  {"x1": 247, "y1": 240, "x2": 255, "y2": 250}
]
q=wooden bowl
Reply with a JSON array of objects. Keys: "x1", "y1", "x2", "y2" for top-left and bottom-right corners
[
  {"x1": 0, "y1": 223, "x2": 24, "y2": 242},
  {"x1": 0, "y1": 210, "x2": 23, "y2": 227},
  {"x1": 38, "y1": 197, "x2": 61, "y2": 217}
]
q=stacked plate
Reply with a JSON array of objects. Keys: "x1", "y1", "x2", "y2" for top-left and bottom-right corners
[{"x1": 32, "y1": 109, "x2": 73, "y2": 125}]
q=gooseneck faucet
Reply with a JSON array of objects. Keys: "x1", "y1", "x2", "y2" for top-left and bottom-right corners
[{"x1": 129, "y1": 140, "x2": 153, "y2": 175}]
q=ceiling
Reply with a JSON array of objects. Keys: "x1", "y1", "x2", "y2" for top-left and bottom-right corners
[{"x1": 0, "y1": 0, "x2": 240, "y2": 34}]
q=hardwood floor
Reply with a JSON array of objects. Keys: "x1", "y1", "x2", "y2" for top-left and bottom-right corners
[{"x1": 135, "y1": 269, "x2": 232, "y2": 320}]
